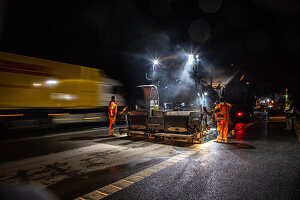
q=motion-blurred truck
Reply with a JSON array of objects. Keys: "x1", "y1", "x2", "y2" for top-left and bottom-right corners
[{"x1": 0, "y1": 51, "x2": 125, "y2": 130}]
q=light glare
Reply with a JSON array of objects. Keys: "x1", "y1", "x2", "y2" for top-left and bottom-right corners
[
  {"x1": 153, "y1": 59, "x2": 159, "y2": 65},
  {"x1": 33, "y1": 83, "x2": 42, "y2": 87},
  {"x1": 188, "y1": 54, "x2": 194, "y2": 64},
  {"x1": 45, "y1": 80, "x2": 59, "y2": 86}
]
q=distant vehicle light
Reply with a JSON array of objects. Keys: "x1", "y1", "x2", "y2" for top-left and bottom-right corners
[
  {"x1": 204, "y1": 92, "x2": 208, "y2": 96},
  {"x1": 45, "y1": 80, "x2": 59, "y2": 86},
  {"x1": 237, "y1": 112, "x2": 243, "y2": 116},
  {"x1": 268, "y1": 105, "x2": 273, "y2": 108}
]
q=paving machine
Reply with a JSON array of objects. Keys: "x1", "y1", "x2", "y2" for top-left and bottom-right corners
[
  {"x1": 119, "y1": 53, "x2": 238, "y2": 143},
  {"x1": 119, "y1": 85, "x2": 217, "y2": 143}
]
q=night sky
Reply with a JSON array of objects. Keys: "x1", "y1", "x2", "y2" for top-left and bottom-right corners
[{"x1": 0, "y1": 0, "x2": 299, "y2": 102}]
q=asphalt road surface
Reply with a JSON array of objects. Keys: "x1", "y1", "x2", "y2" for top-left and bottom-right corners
[{"x1": 0, "y1": 114, "x2": 299, "y2": 200}]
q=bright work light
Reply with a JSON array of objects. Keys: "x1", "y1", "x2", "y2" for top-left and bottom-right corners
[
  {"x1": 188, "y1": 54, "x2": 194, "y2": 64},
  {"x1": 153, "y1": 59, "x2": 159, "y2": 65}
]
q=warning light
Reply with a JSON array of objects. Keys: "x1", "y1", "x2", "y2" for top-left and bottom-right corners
[
  {"x1": 237, "y1": 112, "x2": 243, "y2": 117},
  {"x1": 285, "y1": 89, "x2": 288, "y2": 92}
]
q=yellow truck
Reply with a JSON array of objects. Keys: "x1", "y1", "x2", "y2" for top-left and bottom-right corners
[{"x1": 0, "y1": 52, "x2": 125, "y2": 129}]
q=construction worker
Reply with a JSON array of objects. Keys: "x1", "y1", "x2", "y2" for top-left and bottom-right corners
[
  {"x1": 214, "y1": 97, "x2": 232, "y2": 143},
  {"x1": 108, "y1": 96, "x2": 117, "y2": 136},
  {"x1": 284, "y1": 97, "x2": 295, "y2": 131},
  {"x1": 120, "y1": 106, "x2": 129, "y2": 126}
]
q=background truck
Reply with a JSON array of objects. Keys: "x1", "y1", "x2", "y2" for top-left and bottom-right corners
[{"x1": 0, "y1": 51, "x2": 126, "y2": 129}]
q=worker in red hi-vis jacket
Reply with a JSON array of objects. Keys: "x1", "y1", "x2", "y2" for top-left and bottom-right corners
[
  {"x1": 214, "y1": 97, "x2": 232, "y2": 143},
  {"x1": 108, "y1": 96, "x2": 117, "y2": 136}
]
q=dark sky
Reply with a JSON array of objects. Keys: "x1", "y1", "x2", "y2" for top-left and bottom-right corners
[{"x1": 0, "y1": 0, "x2": 299, "y2": 98}]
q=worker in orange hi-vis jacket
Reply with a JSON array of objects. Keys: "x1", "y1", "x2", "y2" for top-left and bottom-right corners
[
  {"x1": 214, "y1": 97, "x2": 232, "y2": 143},
  {"x1": 108, "y1": 96, "x2": 117, "y2": 136},
  {"x1": 120, "y1": 106, "x2": 129, "y2": 126}
]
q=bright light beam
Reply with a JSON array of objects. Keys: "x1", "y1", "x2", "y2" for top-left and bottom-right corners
[
  {"x1": 153, "y1": 59, "x2": 159, "y2": 65},
  {"x1": 187, "y1": 54, "x2": 194, "y2": 64}
]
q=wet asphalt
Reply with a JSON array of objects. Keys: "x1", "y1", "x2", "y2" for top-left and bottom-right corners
[
  {"x1": 105, "y1": 117, "x2": 300, "y2": 200},
  {"x1": 0, "y1": 113, "x2": 299, "y2": 200}
]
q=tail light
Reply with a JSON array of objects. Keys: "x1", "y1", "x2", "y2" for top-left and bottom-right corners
[{"x1": 237, "y1": 112, "x2": 243, "y2": 117}]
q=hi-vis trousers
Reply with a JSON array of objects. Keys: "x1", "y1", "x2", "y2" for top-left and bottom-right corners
[
  {"x1": 216, "y1": 119, "x2": 229, "y2": 143},
  {"x1": 109, "y1": 116, "x2": 116, "y2": 136}
]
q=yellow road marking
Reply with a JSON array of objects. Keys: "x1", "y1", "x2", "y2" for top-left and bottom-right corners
[
  {"x1": 164, "y1": 161, "x2": 176, "y2": 164},
  {"x1": 244, "y1": 121, "x2": 257, "y2": 128},
  {"x1": 150, "y1": 167, "x2": 160, "y2": 170},
  {"x1": 95, "y1": 190, "x2": 108, "y2": 196},
  {"x1": 110, "y1": 184, "x2": 122, "y2": 190},
  {"x1": 159, "y1": 164, "x2": 169, "y2": 167},
  {"x1": 121, "y1": 179, "x2": 134, "y2": 184},
  {"x1": 132, "y1": 175, "x2": 144, "y2": 179},
  {"x1": 141, "y1": 171, "x2": 153, "y2": 174}
]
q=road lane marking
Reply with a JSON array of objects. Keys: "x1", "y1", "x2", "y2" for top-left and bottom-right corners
[
  {"x1": 95, "y1": 190, "x2": 108, "y2": 196},
  {"x1": 244, "y1": 121, "x2": 257, "y2": 128},
  {"x1": 132, "y1": 175, "x2": 144, "y2": 179},
  {"x1": 110, "y1": 184, "x2": 123, "y2": 190},
  {"x1": 121, "y1": 179, "x2": 134, "y2": 184},
  {"x1": 74, "y1": 142, "x2": 213, "y2": 200},
  {"x1": 141, "y1": 171, "x2": 153, "y2": 174}
]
